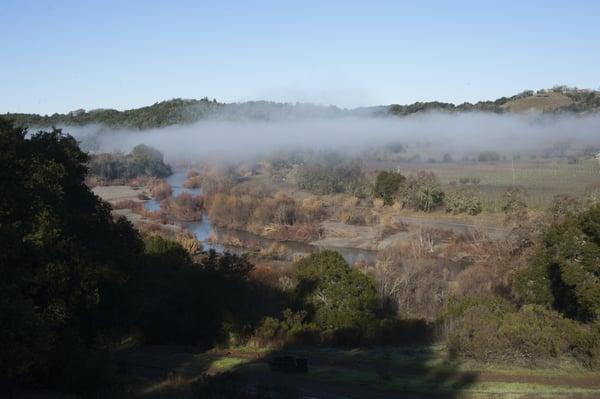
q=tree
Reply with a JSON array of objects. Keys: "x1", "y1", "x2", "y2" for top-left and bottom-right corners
[
  {"x1": 89, "y1": 144, "x2": 172, "y2": 181},
  {"x1": 400, "y1": 171, "x2": 445, "y2": 212},
  {"x1": 294, "y1": 251, "x2": 377, "y2": 330},
  {"x1": 477, "y1": 151, "x2": 501, "y2": 162},
  {"x1": 0, "y1": 118, "x2": 143, "y2": 379},
  {"x1": 373, "y1": 170, "x2": 405, "y2": 206},
  {"x1": 515, "y1": 205, "x2": 600, "y2": 321}
]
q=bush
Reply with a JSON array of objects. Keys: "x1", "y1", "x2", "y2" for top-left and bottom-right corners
[
  {"x1": 445, "y1": 296, "x2": 594, "y2": 365},
  {"x1": 296, "y1": 161, "x2": 367, "y2": 196},
  {"x1": 162, "y1": 192, "x2": 204, "y2": 221},
  {"x1": 253, "y1": 309, "x2": 320, "y2": 347},
  {"x1": 399, "y1": 171, "x2": 445, "y2": 212},
  {"x1": 151, "y1": 180, "x2": 172, "y2": 200},
  {"x1": 514, "y1": 205, "x2": 600, "y2": 321},
  {"x1": 445, "y1": 190, "x2": 483, "y2": 215},
  {"x1": 184, "y1": 175, "x2": 202, "y2": 189},
  {"x1": 294, "y1": 251, "x2": 378, "y2": 331},
  {"x1": 372, "y1": 170, "x2": 405, "y2": 205}
]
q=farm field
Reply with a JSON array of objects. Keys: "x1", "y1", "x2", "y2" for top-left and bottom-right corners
[{"x1": 366, "y1": 159, "x2": 600, "y2": 211}]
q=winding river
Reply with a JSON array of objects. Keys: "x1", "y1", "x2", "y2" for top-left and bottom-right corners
[{"x1": 145, "y1": 171, "x2": 377, "y2": 264}]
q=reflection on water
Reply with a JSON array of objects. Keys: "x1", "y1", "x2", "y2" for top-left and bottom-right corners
[{"x1": 145, "y1": 170, "x2": 377, "y2": 264}]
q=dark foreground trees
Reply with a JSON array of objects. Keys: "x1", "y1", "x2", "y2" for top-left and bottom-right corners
[
  {"x1": 0, "y1": 119, "x2": 276, "y2": 391},
  {"x1": 0, "y1": 119, "x2": 143, "y2": 380}
]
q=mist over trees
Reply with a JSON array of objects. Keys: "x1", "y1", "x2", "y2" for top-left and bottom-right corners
[
  {"x1": 88, "y1": 144, "x2": 172, "y2": 181},
  {"x1": 4, "y1": 87, "x2": 600, "y2": 133}
]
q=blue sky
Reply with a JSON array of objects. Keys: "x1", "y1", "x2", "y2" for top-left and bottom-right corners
[{"x1": 1, "y1": 0, "x2": 599, "y2": 113}]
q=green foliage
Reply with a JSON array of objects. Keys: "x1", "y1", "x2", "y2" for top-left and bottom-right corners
[
  {"x1": 294, "y1": 251, "x2": 378, "y2": 331},
  {"x1": 254, "y1": 309, "x2": 320, "y2": 346},
  {"x1": 89, "y1": 144, "x2": 172, "y2": 180},
  {"x1": 373, "y1": 170, "x2": 405, "y2": 205},
  {"x1": 134, "y1": 236, "x2": 266, "y2": 345},
  {"x1": 296, "y1": 161, "x2": 367, "y2": 196},
  {"x1": 515, "y1": 205, "x2": 600, "y2": 321},
  {"x1": 4, "y1": 98, "x2": 222, "y2": 129},
  {"x1": 445, "y1": 295, "x2": 599, "y2": 367},
  {"x1": 388, "y1": 100, "x2": 504, "y2": 115},
  {"x1": 445, "y1": 189, "x2": 483, "y2": 215},
  {"x1": 0, "y1": 118, "x2": 143, "y2": 379},
  {"x1": 400, "y1": 171, "x2": 445, "y2": 212}
]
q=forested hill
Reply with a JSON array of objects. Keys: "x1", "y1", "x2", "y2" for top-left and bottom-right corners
[
  {"x1": 4, "y1": 98, "x2": 223, "y2": 130},
  {"x1": 4, "y1": 87, "x2": 600, "y2": 130}
]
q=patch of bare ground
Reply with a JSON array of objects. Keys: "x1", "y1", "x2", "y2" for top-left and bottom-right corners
[
  {"x1": 92, "y1": 185, "x2": 146, "y2": 203},
  {"x1": 311, "y1": 221, "x2": 388, "y2": 250}
]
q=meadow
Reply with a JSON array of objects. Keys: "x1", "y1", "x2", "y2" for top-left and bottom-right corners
[
  {"x1": 385, "y1": 159, "x2": 600, "y2": 211},
  {"x1": 116, "y1": 344, "x2": 600, "y2": 399}
]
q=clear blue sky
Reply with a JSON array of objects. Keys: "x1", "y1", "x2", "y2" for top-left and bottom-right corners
[{"x1": 2, "y1": 0, "x2": 599, "y2": 114}]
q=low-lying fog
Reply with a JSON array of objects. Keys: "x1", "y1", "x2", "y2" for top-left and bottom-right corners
[{"x1": 66, "y1": 111, "x2": 600, "y2": 163}]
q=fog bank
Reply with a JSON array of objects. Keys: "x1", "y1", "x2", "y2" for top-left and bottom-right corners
[{"x1": 65, "y1": 112, "x2": 600, "y2": 163}]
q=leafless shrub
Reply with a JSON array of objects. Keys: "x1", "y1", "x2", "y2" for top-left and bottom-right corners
[{"x1": 151, "y1": 181, "x2": 172, "y2": 200}]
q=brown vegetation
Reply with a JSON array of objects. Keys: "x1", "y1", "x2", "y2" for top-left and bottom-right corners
[
  {"x1": 183, "y1": 175, "x2": 202, "y2": 189},
  {"x1": 150, "y1": 180, "x2": 172, "y2": 200},
  {"x1": 207, "y1": 191, "x2": 325, "y2": 242},
  {"x1": 161, "y1": 192, "x2": 204, "y2": 221}
]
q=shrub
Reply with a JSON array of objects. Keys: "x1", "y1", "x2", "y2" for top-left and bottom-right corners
[
  {"x1": 296, "y1": 161, "x2": 367, "y2": 196},
  {"x1": 373, "y1": 170, "x2": 406, "y2": 205},
  {"x1": 151, "y1": 180, "x2": 172, "y2": 200},
  {"x1": 184, "y1": 175, "x2": 202, "y2": 189},
  {"x1": 186, "y1": 169, "x2": 200, "y2": 178},
  {"x1": 444, "y1": 296, "x2": 592, "y2": 365},
  {"x1": 514, "y1": 205, "x2": 600, "y2": 321},
  {"x1": 253, "y1": 309, "x2": 320, "y2": 347},
  {"x1": 502, "y1": 186, "x2": 528, "y2": 216},
  {"x1": 163, "y1": 192, "x2": 204, "y2": 221},
  {"x1": 445, "y1": 190, "x2": 483, "y2": 215},
  {"x1": 294, "y1": 251, "x2": 378, "y2": 331},
  {"x1": 399, "y1": 171, "x2": 445, "y2": 212}
]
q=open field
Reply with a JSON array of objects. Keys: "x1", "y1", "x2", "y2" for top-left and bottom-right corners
[
  {"x1": 367, "y1": 159, "x2": 600, "y2": 211},
  {"x1": 112, "y1": 345, "x2": 600, "y2": 399}
]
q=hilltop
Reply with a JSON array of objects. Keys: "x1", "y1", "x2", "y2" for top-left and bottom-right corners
[{"x1": 3, "y1": 86, "x2": 599, "y2": 130}]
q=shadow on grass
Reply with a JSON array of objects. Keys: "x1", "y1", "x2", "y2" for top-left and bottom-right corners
[{"x1": 194, "y1": 331, "x2": 477, "y2": 398}]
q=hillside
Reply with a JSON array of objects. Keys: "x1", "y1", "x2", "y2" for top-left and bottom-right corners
[
  {"x1": 501, "y1": 91, "x2": 573, "y2": 112},
  {"x1": 3, "y1": 87, "x2": 599, "y2": 130}
]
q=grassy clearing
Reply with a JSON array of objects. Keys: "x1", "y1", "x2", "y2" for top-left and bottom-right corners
[
  {"x1": 206, "y1": 345, "x2": 600, "y2": 398},
  {"x1": 384, "y1": 159, "x2": 600, "y2": 211}
]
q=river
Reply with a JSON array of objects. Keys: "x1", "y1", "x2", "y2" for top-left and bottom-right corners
[{"x1": 145, "y1": 171, "x2": 377, "y2": 264}]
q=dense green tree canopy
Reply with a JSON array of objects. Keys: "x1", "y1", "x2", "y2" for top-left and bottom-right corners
[
  {"x1": 0, "y1": 118, "x2": 143, "y2": 378},
  {"x1": 294, "y1": 251, "x2": 377, "y2": 330},
  {"x1": 373, "y1": 170, "x2": 405, "y2": 205},
  {"x1": 516, "y1": 205, "x2": 600, "y2": 321}
]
